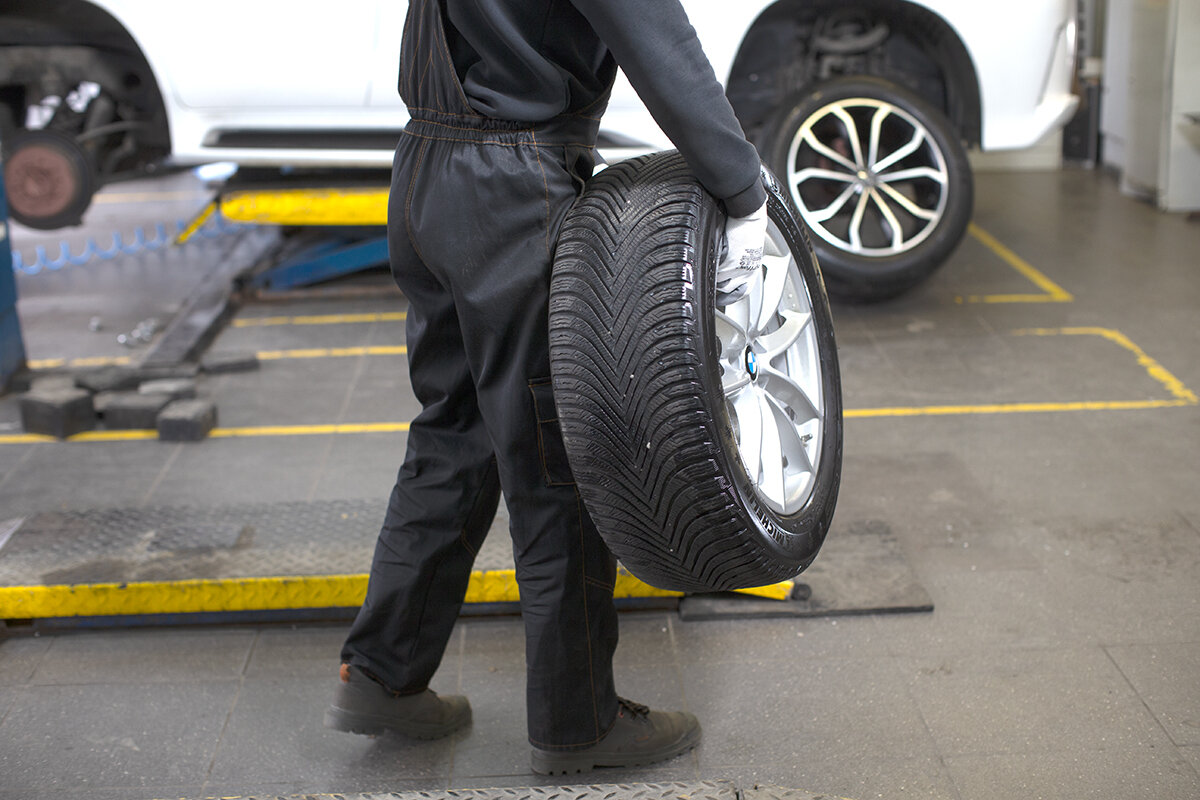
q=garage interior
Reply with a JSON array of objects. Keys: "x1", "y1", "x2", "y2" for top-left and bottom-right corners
[{"x1": 1, "y1": 1, "x2": 1199, "y2": 799}]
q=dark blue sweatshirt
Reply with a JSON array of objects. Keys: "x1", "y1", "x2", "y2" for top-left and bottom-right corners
[{"x1": 436, "y1": 0, "x2": 766, "y2": 217}]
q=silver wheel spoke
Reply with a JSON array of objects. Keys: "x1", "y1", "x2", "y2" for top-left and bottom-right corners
[
  {"x1": 801, "y1": 127, "x2": 858, "y2": 172},
  {"x1": 878, "y1": 182, "x2": 939, "y2": 221},
  {"x1": 879, "y1": 165, "x2": 947, "y2": 184},
  {"x1": 867, "y1": 105, "x2": 891, "y2": 167},
  {"x1": 757, "y1": 392, "x2": 786, "y2": 503},
  {"x1": 871, "y1": 126, "x2": 925, "y2": 173},
  {"x1": 830, "y1": 106, "x2": 866, "y2": 168},
  {"x1": 761, "y1": 365, "x2": 820, "y2": 425},
  {"x1": 806, "y1": 182, "x2": 859, "y2": 223},
  {"x1": 756, "y1": 310, "x2": 811, "y2": 361},
  {"x1": 795, "y1": 167, "x2": 857, "y2": 184},
  {"x1": 869, "y1": 188, "x2": 906, "y2": 249},
  {"x1": 848, "y1": 188, "x2": 871, "y2": 251},
  {"x1": 754, "y1": 254, "x2": 791, "y2": 334},
  {"x1": 714, "y1": 309, "x2": 749, "y2": 359},
  {"x1": 733, "y1": 388, "x2": 764, "y2": 483}
]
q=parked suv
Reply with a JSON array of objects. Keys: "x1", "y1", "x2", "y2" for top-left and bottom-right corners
[{"x1": 1, "y1": 0, "x2": 1077, "y2": 300}]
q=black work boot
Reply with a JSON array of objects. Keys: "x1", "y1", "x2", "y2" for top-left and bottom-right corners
[
  {"x1": 324, "y1": 664, "x2": 471, "y2": 740},
  {"x1": 529, "y1": 698, "x2": 700, "y2": 775}
]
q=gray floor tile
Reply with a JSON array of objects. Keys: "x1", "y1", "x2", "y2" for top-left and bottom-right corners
[
  {"x1": 0, "y1": 787, "x2": 202, "y2": 800},
  {"x1": 306, "y1": 432, "x2": 409, "y2": 502},
  {"x1": 869, "y1": 569, "x2": 1096, "y2": 658},
  {"x1": 31, "y1": 629, "x2": 256, "y2": 685},
  {"x1": 684, "y1": 657, "x2": 936, "y2": 766},
  {"x1": 1105, "y1": 642, "x2": 1200, "y2": 746},
  {"x1": 944, "y1": 747, "x2": 1200, "y2": 800},
  {"x1": 199, "y1": 777, "x2": 442, "y2": 797},
  {"x1": 901, "y1": 646, "x2": 1170, "y2": 758},
  {"x1": 706, "y1": 755, "x2": 961, "y2": 800},
  {"x1": 0, "y1": 441, "x2": 177, "y2": 516},
  {"x1": 144, "y1": 437, "x2": 330, "y2": 506},
  {"x1": 451, "y1": 665, "x2": 531, "y2": 779},
  {"x1": 460, "y1": 617, "x2": 527, "y2": 673},
  {"x1": 0, "y1": 682, "x2": 236, "y2": 791},
  {"x1": 208, "y1": 357, "x2": 364, "y2": 423},
  {"x1": 0, "y1": 634, "x2": 51, "y2": 685},
  {"x1": 243, "y1": 623, "x2": 350, "y2": 679},
  {"x1": 673, "y1": 614, "x2": 889, "y2": 664},
  {"x1": 612, "y1": 612, "x2": 678, "y2": 668},
  {"x1": 1180, "y1": 746, "x2": 1200, "y2": 776},
  {"x1": 207, "y1": 676, "x2": 453, "y2": 786}
]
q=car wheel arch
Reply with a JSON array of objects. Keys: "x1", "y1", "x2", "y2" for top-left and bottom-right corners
[{"x1": 725, "y1": 0, "x2": 982, "y2": 148}]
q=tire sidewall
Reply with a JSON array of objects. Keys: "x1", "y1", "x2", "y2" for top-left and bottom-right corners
[{"x1": 760, "y1": 75, "x2": 974, "y2": 302}]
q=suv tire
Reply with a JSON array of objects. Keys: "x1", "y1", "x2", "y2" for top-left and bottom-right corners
[
  {"x1": 549, "y1": 150, "x2": 842, "y2": 592},
  {"x1": 758, "y1": 76, "x2": 973, "y2": 303}
]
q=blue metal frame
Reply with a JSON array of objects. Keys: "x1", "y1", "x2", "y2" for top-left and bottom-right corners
[
  {"x1": 0, "y1": 133, "x2": 29, "y2": 390},
  {"x1": 245, "y1": 232, "x2": 389, "y2": 292}
]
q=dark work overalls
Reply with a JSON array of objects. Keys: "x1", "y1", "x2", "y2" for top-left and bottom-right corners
[{"x1": 340, "y1": 0, "x2": 620, "y2": 750}]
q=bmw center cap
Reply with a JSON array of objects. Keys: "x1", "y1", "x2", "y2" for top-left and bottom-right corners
[{"x1": 745, "y1": 348, "x2": 759, "y2": 380}]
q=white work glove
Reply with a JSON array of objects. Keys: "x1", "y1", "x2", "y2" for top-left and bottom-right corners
[{"x1": 716, "y1": 199, "x2": 768, "y2": 304}]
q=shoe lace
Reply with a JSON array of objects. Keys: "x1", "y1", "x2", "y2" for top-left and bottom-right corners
[{"x1": 617, "y1": 697, "x2": 651, "y2": 719}]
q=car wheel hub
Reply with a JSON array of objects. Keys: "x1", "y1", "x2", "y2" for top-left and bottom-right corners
[
  {"x1": 786, "y1": 97, "x2": 950, "y2": 257},
  {"x1": 716, "y1": 218, "x2": 825, "y2": 516}
]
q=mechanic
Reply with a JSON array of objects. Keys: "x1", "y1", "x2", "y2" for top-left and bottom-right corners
[{"x1": 325, "y1": 0, "x2": 768, "y2": 774}]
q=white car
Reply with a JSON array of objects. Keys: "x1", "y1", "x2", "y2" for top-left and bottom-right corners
[{"x1": 0, "y1": 0, "x2": 1077, "y2": 299}]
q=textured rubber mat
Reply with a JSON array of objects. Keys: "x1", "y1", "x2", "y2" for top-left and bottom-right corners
[{"x1": 156, "y1": 782, "x2": 835, "y2": 800}]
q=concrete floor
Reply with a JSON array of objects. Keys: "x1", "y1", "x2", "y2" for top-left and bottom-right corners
[{"x1": 1, "y1": 166, "x2": 1199, "y2": 799}]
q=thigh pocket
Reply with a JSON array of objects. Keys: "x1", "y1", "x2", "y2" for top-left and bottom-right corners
[{"x1": 528, "y1": 379, "x2": 575, "y2": 486}]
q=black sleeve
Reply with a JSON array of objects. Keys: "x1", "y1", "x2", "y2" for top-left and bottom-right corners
[{"x1": 569, "y1": 0, "x2": 767, "y2": 217}]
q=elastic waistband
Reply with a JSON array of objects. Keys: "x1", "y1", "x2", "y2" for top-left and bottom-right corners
[{"x1": 405, "y1": 110, "x2": 601, "y2": 147}]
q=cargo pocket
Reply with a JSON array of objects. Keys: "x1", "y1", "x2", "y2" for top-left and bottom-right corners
[{"x1": 528, "y1": 379, "x2": 575, "y2": 486}]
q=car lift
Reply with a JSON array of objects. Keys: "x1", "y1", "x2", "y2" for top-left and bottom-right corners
[{"x1": 179, "y1": 169, "x2": 393, "y2": 293}]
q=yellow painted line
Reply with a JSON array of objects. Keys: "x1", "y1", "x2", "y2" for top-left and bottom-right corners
[
  {"x1": 958, "y1": 222, "x2": 1074, "y2": 304},
  {"x1": 27, "y1": 345, "x2": 405, "y2": 371},
  {"x1": 219, "y1": 187, "x2": 389, "y2": 226},
  {"x1": 847, "y1": 398, "x2": 1194, "y2": 418},
  {"x1": 1013, "y1": 327, "x2": 1199, "y2": 403},
  {"x1": 208, "y1": 422, "x2": 410, "y2": 438},
  {"x1": 255, "y1": 345, "x2": 407, "y2": 360},
  {"x1": 26, "y1": 355, "x2": 135, "y2": 370},
  {"x1": 175, "y1": 201, "x2": 216, "y2": 244},
  {"x1": 233, "y1": 311, "x2": 407, "y2": 327},
  {"x1": 0, "y1": 570, "x2": 791, "y2": 618}
]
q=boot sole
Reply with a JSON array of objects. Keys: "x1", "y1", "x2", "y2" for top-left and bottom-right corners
[
  {"x1": 324, "y1": 705, "x2": 470, "y2": 741},
  {"x1": 530, "y1": 726, "x2": 700, "y2": 775}
]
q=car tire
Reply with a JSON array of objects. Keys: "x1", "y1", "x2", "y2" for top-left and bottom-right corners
[
  {"x1": 2, "y1": 129, "x2": 97, "y2": 230},
  {"x1": 549, "y1": 150, "x2": 842, "y2": 592},
  {"x1": 758, "y1": 76, "x2": 973, "y2": 303}
]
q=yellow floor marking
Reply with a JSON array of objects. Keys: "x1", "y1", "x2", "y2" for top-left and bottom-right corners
[
  {"x1": 26, "y1": 355, "x2": 135, "y2": 370},
  {"x1": 0, "y1": 570, "x2": 790, "y2": 618},
  {"x1": 208, "y1": 422, "x2": 411, "y2": 438},
  {"x1": 233, "y1": 311, "x2": 407, "y2": 327},
  {"x1": 219, "y1": 187, "x2": 390, "y2": 227},
  {"x1": 255, "y1": 346, "x2": 407, "y2": 360},
  {"x1": 1013, "y1": 327, "x2": 1198, "y2": 403},
  {"x1": 958, "y1": 222, "x2": 1074, "y2": 304},
  {"x1": 7, "y1": 330, "x2": 1193, "y2": 446},
  {"x1": 27, "y1": 345, "x2": 406, "y2": 371}
]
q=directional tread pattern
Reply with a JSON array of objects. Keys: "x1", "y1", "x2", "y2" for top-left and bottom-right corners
[{"x1": 550, "y1": 152, "x2": 801, "y2": 591}]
